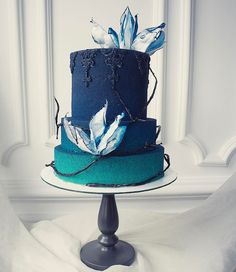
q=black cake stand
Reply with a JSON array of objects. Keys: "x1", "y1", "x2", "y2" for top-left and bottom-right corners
[{"x1": 41, "y1": 167, "x2": 177, "y2": 271}]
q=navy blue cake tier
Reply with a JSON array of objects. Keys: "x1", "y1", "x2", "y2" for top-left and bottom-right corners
[
  {"x1": 61, "y1": 117, "x2": 157, "y2": 154},
  {"x1": 70, "y1": 48, "x2": 150, "y2": 122}
]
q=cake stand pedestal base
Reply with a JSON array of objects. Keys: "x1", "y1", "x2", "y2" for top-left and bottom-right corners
[
  {"x1": 80, "y1": 240, "x2": 135, "y2": 270},
  {"x1": 41, "y1": 167, "x2": 177, "y2": 271},
  {"x1": 80, "y1": 194, "x2": 135, "y2": 270}
]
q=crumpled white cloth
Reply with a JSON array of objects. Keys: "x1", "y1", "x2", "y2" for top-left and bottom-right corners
[{"x1": 1, "y1": 174, "x2": 236, "y2": 272}]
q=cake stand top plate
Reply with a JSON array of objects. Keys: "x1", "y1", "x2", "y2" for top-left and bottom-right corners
[{"x1": 41, "y1": 167, "x2": 177, "y2": 195}]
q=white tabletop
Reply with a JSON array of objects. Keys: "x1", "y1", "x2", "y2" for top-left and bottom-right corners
[{"x1": 41, "y1": 167, "x2": 177, "y2": 195}]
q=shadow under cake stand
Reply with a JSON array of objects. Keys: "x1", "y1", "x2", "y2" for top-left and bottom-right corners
[{"x1": 41, "y1": 167, "x2": 177, "y2": 271}]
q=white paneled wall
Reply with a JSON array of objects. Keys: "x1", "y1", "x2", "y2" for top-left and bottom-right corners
[{"x1": 0, "y1": 0, "x2": 236, "y2": 222}]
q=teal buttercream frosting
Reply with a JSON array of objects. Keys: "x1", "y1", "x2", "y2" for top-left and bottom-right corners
[{"x1": 54, "y1": 145, "x2": 164, "y2": 185}]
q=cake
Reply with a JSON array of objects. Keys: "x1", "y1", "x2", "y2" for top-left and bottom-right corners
[{"x1": 47, "y1": 7, "x2": 169, "y2": 187}]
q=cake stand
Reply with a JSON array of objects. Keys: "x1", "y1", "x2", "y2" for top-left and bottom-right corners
[{"x1": 41, "y1": 167, "x2": 177, "y2": 271}]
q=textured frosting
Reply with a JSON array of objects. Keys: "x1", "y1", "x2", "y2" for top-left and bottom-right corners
[
  {"x1": 51, "y1": 48, "x2": 166, "y2": 186},
  {"x1": 70, "y1": 48, "x2": 150, "y2": 122},
  {"x1": 54, "y1": 145, "x2": 164, "y2": 185},
  {"x1": 61, "y1": 117, "x2": 157, "y2": 153}
]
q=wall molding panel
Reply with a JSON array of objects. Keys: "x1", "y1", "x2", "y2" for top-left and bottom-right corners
[
  {"x1": 153, "y1": 0, "x2": 168, "y2": 143},
  {"x1": 215, "y1": 136, "x2": 236, "y2": 167},
  {"x1": 175, "y1": 0, "x2": 236, "y2": 167},
  {"x1": 176, "y1": 0, "x2": 194, "y2": 143},
  {"x1": 180, "y1": 134, "x2": 236, "y2": 167},
  {"x1": 175, "y1": 0, "x2": 209, "y2": 166},
  {"x1": 1, "y1": 0, "x2": 29, "y2": 165},
  {"x1": 44, "y1": 0, "x2": 56, "y2": 147},
  {"x1": 175, "y1": 0, "x2": 207, "y2": 166}
]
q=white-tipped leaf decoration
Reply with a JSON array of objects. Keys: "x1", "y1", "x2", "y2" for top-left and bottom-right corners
[
  {"x1": 63, "y1": 102, "x2": 127, "y2": 156},
  {"x1": 97, "y1": 112, "x2": 125, "y2": 154},
  {"x1": 91, "y1": 7, "x2": 165, "y2": 55},
  {"x1": 99, "y1": 126, "x2": 126, "y2": 155},
  {"x1": 89, "y1": 100, "x2": 107, "y2": 145},
  {"x1": 145, "y1": 29, "x2": 165, "y2": 55},
  {"x1": 131, "y1": 31, "x2": 157, "y2": 54},
  {"x1": 63, "y1": 118, "x2": 94, "y2": 154},
  {"x1": 120, "y1": 7, "x2": 136, "y2": 49},
  {"x1": 90, "y1": 19, "x2": 117, "y2": 48}
]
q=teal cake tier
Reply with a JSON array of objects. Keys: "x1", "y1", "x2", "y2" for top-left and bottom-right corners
[
  {"x1": 61, "y1": 117, "x2": 157, "y2": 154},
  {"x1": 54, "y1": 145, "x2": 164, "y2": 186}
]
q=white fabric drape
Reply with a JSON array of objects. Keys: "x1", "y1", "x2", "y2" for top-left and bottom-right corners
[{"x1": 1, "y1": 174, "x2": 236, "y2": 272}]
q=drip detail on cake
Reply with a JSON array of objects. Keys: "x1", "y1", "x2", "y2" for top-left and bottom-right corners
[
  {"x1": 71, "y1": 49, "x2": 150, "y2": 121},
  {"x1": 101, "y1": 48, "x2": 125, "y2": 89},
  {"x1": 70, "y1": 52, "x2": 78, "y2": 73},
  {"x1": 101, "y1": 48, "x2": 136, "y2": 121},
  {"x1": 80, "y1": 49, "x2": 97, "y2": 87}
]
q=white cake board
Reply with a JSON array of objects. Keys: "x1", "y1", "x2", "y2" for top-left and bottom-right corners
[{"x1": 41, "y1": 167, "x2": 177, "y2": 195}]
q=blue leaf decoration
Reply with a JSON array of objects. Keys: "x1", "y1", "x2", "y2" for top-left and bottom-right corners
[
  {"x1": 158, "y1": 22, "x2": 166, "y2": 29},
  {"x1": 133, "y1": 14, "x2": 138, "y2": 41},
  {"x1": 74, "y1": 126, "x2": 97, "y2": 153},
  {"x1": 108, "y1": 27, "x2": 119, "y2": 48},
  {"x1": 146, "y1": 22, "x2": 166, "y2": 33},
  {"x1": 120, "y1": 7, "x2": 127, "y2": 46},
  {"x1": 97, "y1": 112, "x2": 125, "y2": 153},
  {"x1": 63, "y1": 118, "x2": 95, "y2": 154},
  {"x1": 120, "y1": 6, "x2": 135, "y2": 48},
  {"x1": 131, "y1": 30, "x2": 157, "y2": 53},
  {"x1": 145, "y1": 30, "x2": 165, "y2": 55},
  {"x1": 91, "y1": 7, "x2": 166, "y2": 55},
  {"x1": 100, "y1": 126, "x2": 127, "y2": 155},
  {"x1": 64, "y1": 103, "x2": 126, "y2": 155}
]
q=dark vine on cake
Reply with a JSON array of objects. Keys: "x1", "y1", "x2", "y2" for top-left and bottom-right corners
[{"x1": 46, "y1": 7, "x2": 170, "y2": 187}]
